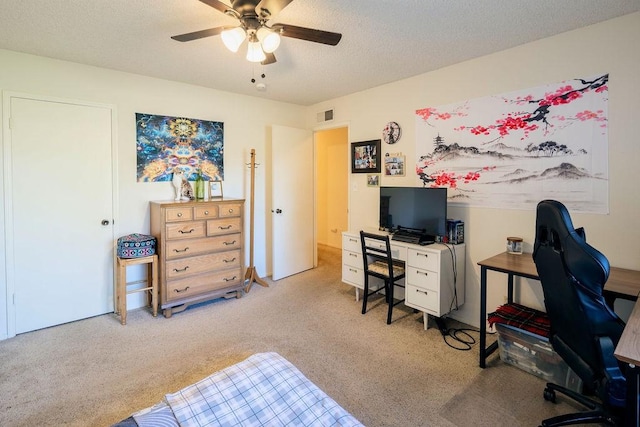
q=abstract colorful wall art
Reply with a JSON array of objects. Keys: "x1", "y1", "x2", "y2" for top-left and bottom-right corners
[
  {"x1": 415, "y1": 74, "x2": 608, "y2": 213},
  {"x1": 136, "y1": 113, "x2": 224, "y2": 182}
]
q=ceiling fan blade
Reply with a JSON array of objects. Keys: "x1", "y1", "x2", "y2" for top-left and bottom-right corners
[
  {"x1": 171, "y1": 26, "x2": 227, "y2": 42},
  {"x1": 276, "y1": 24, "x2": 342, "y2": 46},
  {"x1": 199, "y1": 0, "x2": 233, "y2": 14},
  {"x1": 262, "y1": 52, "x2": 277, "y2": 65},
  {"x1": 256, "y1": 0, "x2": 294, "y2": 18}
]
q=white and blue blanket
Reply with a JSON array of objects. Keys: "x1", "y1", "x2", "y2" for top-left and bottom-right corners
[{"x1": 128, "y1": 352, "x2": 363, "y2": 427}]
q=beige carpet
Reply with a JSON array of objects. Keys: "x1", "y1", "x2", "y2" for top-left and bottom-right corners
[{"x1": 0, "y1": 245, "x2": 587, "y2": 426}]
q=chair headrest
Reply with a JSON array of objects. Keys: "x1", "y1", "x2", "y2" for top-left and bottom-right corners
[{"x1": 534, "y1": 199, "x2": 609, "y2": 292}]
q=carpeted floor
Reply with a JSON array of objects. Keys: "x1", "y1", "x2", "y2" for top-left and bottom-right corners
[{"x1": 0, "y1": 245, "x2": 586, "y2": 426}]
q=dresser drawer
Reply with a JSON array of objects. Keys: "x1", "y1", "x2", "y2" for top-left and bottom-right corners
[
  {"x1": 408, "y1": 248, "x2": 440, "y2": 272},
  {"x1": 166, "y1": 267, "x2": 243, "y2": 301},
  {"x1": 207, "y1": 217, "x2": 242, "y2": 235},
  {"x1": 219, "y1": 203, "x2": 242, "y2": 218},
  {"x1": 165, "y1": 207, "x2": 193, "y2": 222},
  {"x1": 406, "y1": 284, "x2": 439, "y2": 314},
  {"x1": 407, "y1": 267, "x2": 440, "y2": 291},
  {"x1": 165, "y1": 221, "x2": 206, "y2": 240},
  {"x1": 343, "y1": 249, "x2": 362, "y2": 269},
  {"x1": 165, "y1": 235, "x2": 242, "y2": 259},
  {"x1": 166, "y1": 250, "x2": 241, "y2": 279},
  {"x1": 194, "y1": 205, "x2": 218, "y2": 219}
]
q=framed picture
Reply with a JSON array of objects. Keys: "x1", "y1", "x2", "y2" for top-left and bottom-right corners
[
  {"x1": 210, "y1": 181, "x2": 223, "y2": 198},
  {"x1": 384, "y1": 154, "x2": 405, "y2": 176},
  {"x1": 367, "y1": 174, "x2": 380, "y2": 187},
  {"x1": 351, "y1": 139, "x2": 381, "y2": 173}
]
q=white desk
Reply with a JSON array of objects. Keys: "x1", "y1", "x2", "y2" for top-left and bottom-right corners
[{"x1": 341, "y1": 230, "x2": 465, "y2": 329}]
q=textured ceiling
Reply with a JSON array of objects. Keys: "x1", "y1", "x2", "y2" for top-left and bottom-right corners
[{"x1": 0, "y1": 0, "x2": 638, "y2": 106}]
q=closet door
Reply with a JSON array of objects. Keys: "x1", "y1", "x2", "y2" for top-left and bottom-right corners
[{"x1": 7, "y1": 95, "x2": 114, "y2": 334}]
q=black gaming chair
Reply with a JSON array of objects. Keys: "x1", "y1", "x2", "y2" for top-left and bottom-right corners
[{"x1": 533, "y1": 200, "x2": 627, "y2": 426}]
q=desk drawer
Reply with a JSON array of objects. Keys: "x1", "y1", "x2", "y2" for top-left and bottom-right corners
[
  {"x1": 407, "y1": 267, "x2": 440, "y2": 291},
  {"x1": 342, "y1": 264, "x2": 363, "y2": 288},
  {"x1": 406, "y1": 284, "x2": 439, "y2": 314},
  {"x1": 408, "y1": 248, "x2": 440, "y2": 271},
  {"x1": 343, "y1": 234, "x2": 360, "y2": 252},
  {"x1": 166, "y1": 221, "x2": 206, "y2": 240},
  {"x1": 343, "y1": 250, "x2": 362, "y2": 269}
]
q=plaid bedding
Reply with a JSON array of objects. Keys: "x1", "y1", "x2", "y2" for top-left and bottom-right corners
[
  {"x1": 164, "y1": 352, "x2": 364, "y2": 427},
  {"x1": 487, "y1": 302, "x2": 551, "y2": 338}
]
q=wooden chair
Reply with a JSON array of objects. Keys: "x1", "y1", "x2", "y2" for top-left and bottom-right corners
[{"x1": 360, "y1": 231, "x2": 406, "y2": 324}]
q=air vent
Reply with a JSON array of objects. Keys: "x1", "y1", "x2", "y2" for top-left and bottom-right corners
[{"x1": 316, "y1": 108, "x2": 334, "y2": 123}]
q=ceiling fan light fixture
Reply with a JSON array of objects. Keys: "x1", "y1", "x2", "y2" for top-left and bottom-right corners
[
  {"x1": 246, "y1": 40, "x2": 266, "y2": 62},
  {"x1": 257, "y1": 27, "x2": 281, "y2": 53},
  {"x1": 221, "y1": 27, "x2": 246, "y2": 52}
]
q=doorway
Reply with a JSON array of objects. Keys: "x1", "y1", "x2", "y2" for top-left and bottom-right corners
[{"x1": 315, "y1": 126, "x2": 348, "y2": 252}]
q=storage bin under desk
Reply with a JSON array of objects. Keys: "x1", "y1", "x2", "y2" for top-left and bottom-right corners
[{"x1": 496, "y1": 323, "x2": 582, "y2": 393}]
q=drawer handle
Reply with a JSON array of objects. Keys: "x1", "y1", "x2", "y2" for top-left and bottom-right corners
[
  {"x1": 228, "y1": 208, "x2": 234, "y2": 213},
  {"x1": 173, "y1": 247, "x2": 189, "y2": 253},
  {"x1": 417, "y1": 270, "x2": 428, "y2": 276},
  {"x1": 204, "y1": 210, "x2": 209, "y2": 215},
  {"x1": 218, "y1": 225, "x2": 232, "y2": 230},
  {"x1": 177, "y1": 213, "x2": 183, "y2": 218},
  {"x1": 179, "y1": 228, "x2": 195, "y2": 234},
  {"x1": 419, "y1": 253, "x2": 428, "y2": 258},
  {"x1": 349, "y1": 253, "x2": 357, "y2": 257},
  {"x1": 223, "y1": 257, "x2": 237, "y2": 263},
  {"x1": 174, "y1": 286, "x2": 190, "y2": 293},
  {"x1": 416, "y1": 289, "x2": 429, "y2": 295},
  {"x1": 173, "y1": 266, "x2": 190, "y2": 273},
  {"x1": 223, "y1": 240, "x2": 236, "y2": 246},
  {"x1": 349, "y1": 238, "x2": 357, "y2": 242},
  {"x1": 349, "y1": 268, "x2": 358, "y2": 273},
  {"x1": 223, "y1": 276, "x2": 238, "y2": 282}
]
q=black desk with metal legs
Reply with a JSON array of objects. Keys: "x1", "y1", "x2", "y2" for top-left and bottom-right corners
[{"x1": 478, "y1": 251, "x2": 539, "y2": 369}]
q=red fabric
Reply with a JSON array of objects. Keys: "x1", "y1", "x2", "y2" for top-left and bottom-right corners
[{"x1": 488, "y1": 302, "x2": 551, "y2": 338}]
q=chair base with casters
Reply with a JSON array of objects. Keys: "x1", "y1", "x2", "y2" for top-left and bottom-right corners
[
  {"x1": 360, "y1": 231, "x2": 406, "y2": 325},
  {"x1": 540, "y1": 382, "x2": 619, "y2": 426}
]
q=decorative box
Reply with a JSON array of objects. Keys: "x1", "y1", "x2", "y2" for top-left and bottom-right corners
[{"x1": 117, "y1": 233, "x2": 156, "y2": 258}]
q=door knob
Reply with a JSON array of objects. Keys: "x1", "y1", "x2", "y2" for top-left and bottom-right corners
[
  {"x1": 101, "y1": 219, "x2": 110, "y2": 226},
  {"x1": 275, "y1": 209, "x2": 282, "y2": 214}
]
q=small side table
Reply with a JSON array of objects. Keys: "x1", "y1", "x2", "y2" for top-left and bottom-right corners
[{"x1": 115, "y1": 254, "x2": 158, "y2": 325}]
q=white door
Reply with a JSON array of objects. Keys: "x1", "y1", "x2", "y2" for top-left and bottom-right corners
[
  {"x1": 271, "y1": 125, "x2": 314, "y2": 280},
  {"x1": 7, "y1": 95, "x2": 114, "y2": 334}
]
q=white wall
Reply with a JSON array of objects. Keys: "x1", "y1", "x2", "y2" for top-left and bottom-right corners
[
  {"x1": 0, "y1": 49, "x2": 307, "y2": 338},
  {"x1": 309, "y1": 13, "x2": 640, "y2": 327}
]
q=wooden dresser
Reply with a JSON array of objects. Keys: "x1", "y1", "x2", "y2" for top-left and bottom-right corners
[{"x1": 150, "y1": 199, "x2": 245, "y2": 317}]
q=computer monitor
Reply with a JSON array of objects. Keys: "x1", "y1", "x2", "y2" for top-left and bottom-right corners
[{"x1": 379, "y1": 186, "x2": 448, "y2": 238}]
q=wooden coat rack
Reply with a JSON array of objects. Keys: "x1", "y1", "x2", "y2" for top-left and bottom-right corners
[{"x1": 245, "y1": 148, "x2": 269, "y2": 292}]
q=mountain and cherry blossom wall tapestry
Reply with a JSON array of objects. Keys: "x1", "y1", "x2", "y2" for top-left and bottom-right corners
[
  {"x1": 415, "y1": 74, "x2": 608, "y2": 213},
  {"x1": 136, "y1": 113, "x2": 224, "y2": 182}
]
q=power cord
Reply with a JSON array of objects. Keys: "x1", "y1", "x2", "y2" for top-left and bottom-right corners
[{"x1": 434, "y1": 316, "x2": 479, "y2": 351}]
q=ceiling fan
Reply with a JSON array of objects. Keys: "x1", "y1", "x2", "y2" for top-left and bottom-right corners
[{"x1": 171, "y1": 0, "x2": 342, "y2": 65}]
